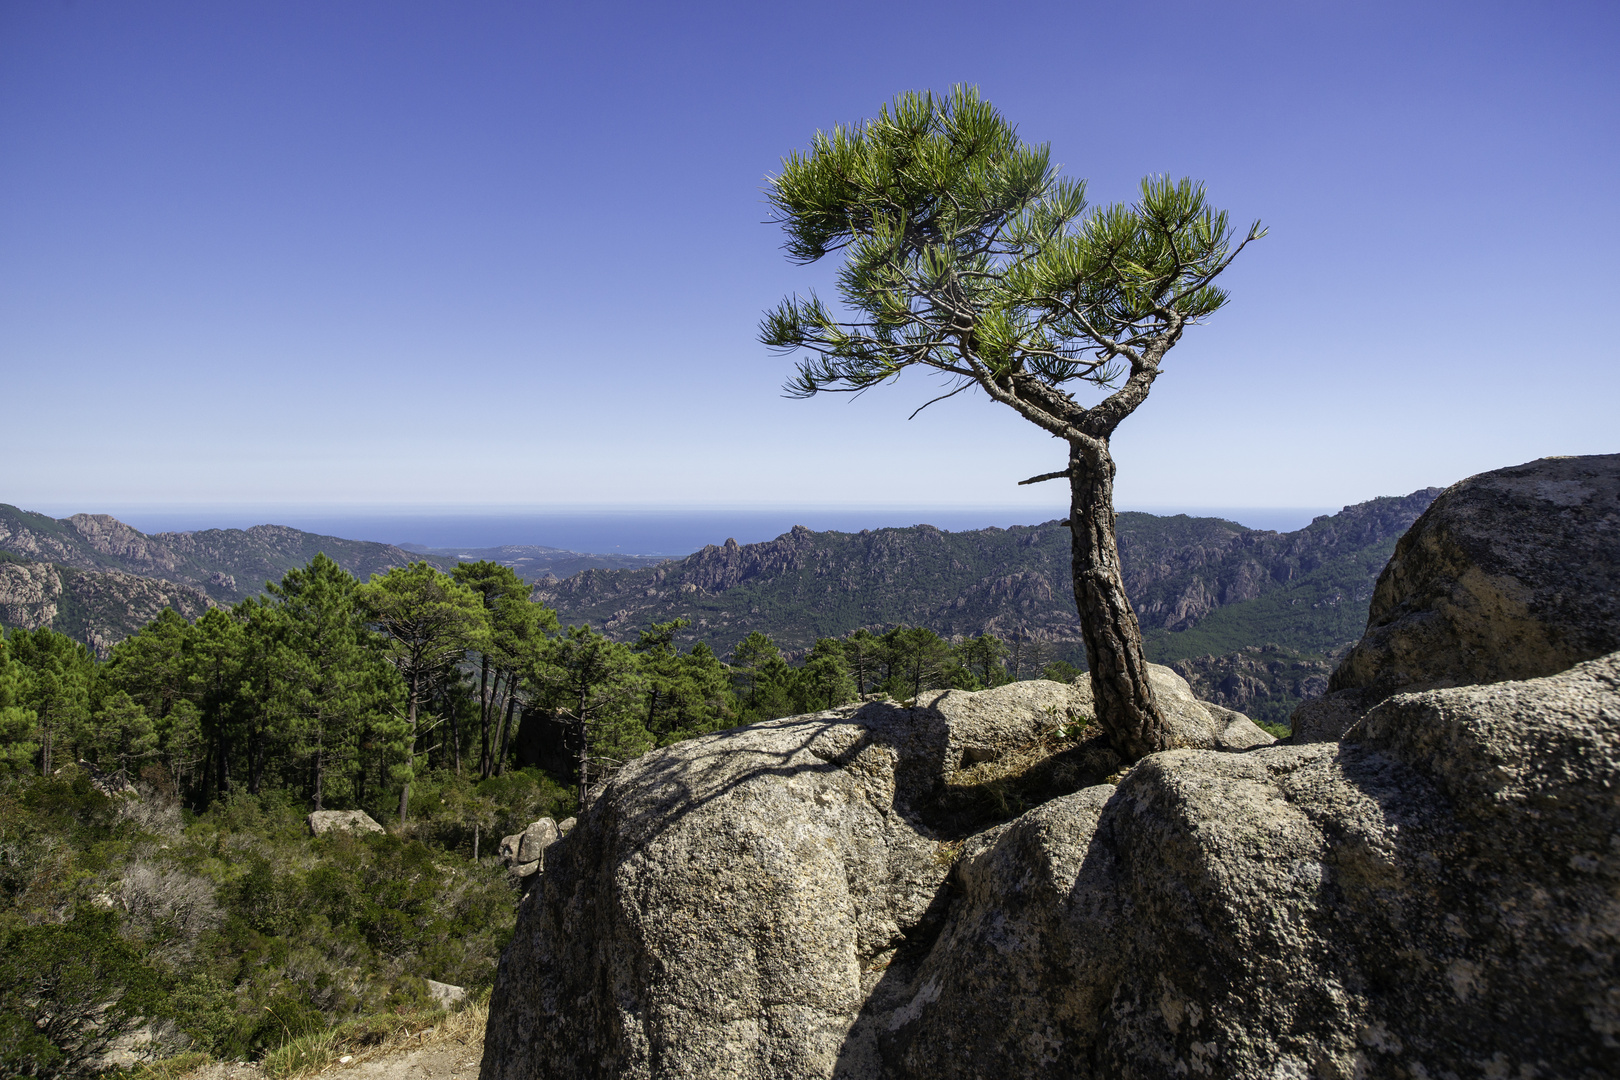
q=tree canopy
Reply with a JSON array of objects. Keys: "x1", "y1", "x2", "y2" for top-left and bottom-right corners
[{"x1": 763, "y1": 86, "x2": 1262, "y2": 760}]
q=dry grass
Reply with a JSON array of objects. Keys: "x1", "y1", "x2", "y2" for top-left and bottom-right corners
[
  {"x1": 260, "y1": 997, "x2": 489, "y2": 1080},
  {"x1": 115, "y1": 1051, "x2": 213, "y2": 1080},
  {"x1": 121, "y1": 998, "x2": 489, "y2": 1080}
]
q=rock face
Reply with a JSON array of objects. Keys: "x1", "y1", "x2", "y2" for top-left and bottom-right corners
[
  {"x1": 307, "y1": 810, "x2": 385, "y2": 836},
  {"x1": 1293, "y1": 455, "x2": 1620, "y2": 742},
  {"x1": 0, "y1": 559, "x2": 214, "y2": 658},
  {"x1": 1340, "y1": 454, "x2": 1620, "y2": 697},
  {"x1": 483, "y1": 656, "x2": 1620, "y2": 1079},
  {"x1": 499, "y1": 818, "x2": 561, "y2": 882},
  {"x1": 481, "y1": 679, "x2": 1271, "y2": 1080}
]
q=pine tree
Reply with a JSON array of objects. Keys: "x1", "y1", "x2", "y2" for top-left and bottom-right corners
[
  {"x1": 763, "y1": 87, "x2": 1263, "y2": 761},
  {"x1": 0, "y1": 635, "x2": 38, "y2": 778},
  {"x1": 264, "y1": 554, "x2": 399, "y2": 810},
  {"x1": 9, "y1": 628, "x2": 95, "y2": 775},
  {"x1": 357, "y1": 563, "x2": 487, "y2": 824},
  {"x1": 531, "y1": 625, "x2": 645, "y2": 799}
]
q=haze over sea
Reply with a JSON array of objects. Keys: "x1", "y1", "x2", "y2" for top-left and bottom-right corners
[{"x1": 75, "y1": 506, "x2": 1340, "y2": 558}]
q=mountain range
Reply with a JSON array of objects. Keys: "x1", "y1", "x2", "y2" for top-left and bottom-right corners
[
  {"x1": 538, "y1": 491, "x2": 1439, "y2": 655},
  {"x1": 533, "y1": 489, "x2": 1440, "y2": 723},
  {"x1": 1, "y1": 491, "x2": 1442, "y2": 723},
  {"x1": 0, "y1": 505, "x2": 667, "y2": 653}
]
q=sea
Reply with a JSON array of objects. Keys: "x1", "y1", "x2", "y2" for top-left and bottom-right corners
[{"x1": 97, "y1": 506, "x2": 1340, "y2": 558}]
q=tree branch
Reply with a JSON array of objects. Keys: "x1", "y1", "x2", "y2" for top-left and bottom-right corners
[{"x1": 906, "y1": 381, "x2": 974, "y2": 419}]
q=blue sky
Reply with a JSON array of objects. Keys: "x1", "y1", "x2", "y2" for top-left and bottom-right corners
[{"x1": 3, "y1": 0, "x2": 1615, "y2": 525}]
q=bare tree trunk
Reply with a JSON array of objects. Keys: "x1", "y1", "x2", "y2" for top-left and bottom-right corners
[
  {"x1": 218, "y1": 727, "x2": 230, "y2": 799},
  {"x1": 495, "y1": 683, "x2": 519, "y2": 776},
  {"x1": 399, "y1": 673, "x2": 418, "y2": 825},
  {"x1": 576, "y1": 678, "x2": 592, "y2": 800},
  {"x1": 486, "y1": 671, "x2": 507, "y2": 773},
  {"x1": 477, "y1": 655, "x2": 492, "y2": 779},
  {"x1": 312, "y1": 723, "x2": 325, "y2": 812},
  {"x1": 449, "y1": 688, "x2": 463, "y2": 776},
  {"x1": 1067, "y1": 438, "x2": 1166, "y2": 761}
]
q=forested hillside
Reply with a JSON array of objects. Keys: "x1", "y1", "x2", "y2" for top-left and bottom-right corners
[
  {"x1": 0, "y1": 507, "x2": 673, "y2": 651},
  {"x1": 539, "y1": 490, "x2": 1439, "y2": 660},
  {"x1": 1, "y1": 548, "x2": 1086, "y2": 1072},
  {"x1": 399, "y1": 543, "x2": 668, "y2": 579},
  {"x1": 0, "y1": 505, "x2": 442, "y2": 605}
]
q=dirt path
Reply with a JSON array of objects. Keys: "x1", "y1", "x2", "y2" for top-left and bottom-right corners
[
  {"x1": 182, "y1": 1032, "x2": 483, "y2": 1080},
  {"x1": 324, "y1": 1039, "x2": 483, "y2": 1080}
]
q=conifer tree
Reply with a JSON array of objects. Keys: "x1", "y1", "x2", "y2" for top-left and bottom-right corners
[
  {"x1": 531, "y1": 625, "x2": 645, "y2": 799},
  {"x1": 763, "y1": 87, "x2": 1263, "y2": 761},
  {"x1": 357, "y1": 563, "x2": 487, "y2": 824},
  {"x1": 188, "y1": 608, "x2": 247, "y2": 801},
  {"x1": 88, "y1": 691, "x2": 157, "y2": 782},
  {"x1": 842, "y1": 628, "x2": 884, "y2": 697},
  {"x1": 792, "y1": 638, "x2": 857, "y2": 712},
  {"x1": 453, "y1": 561, "x2": 556, "y2": 778},
  {"x1": 880, "y1": 626, "x2": 952, "y2": 701},
  {"x1": 264, "y1": 554, "x2": 398, "y2": 810},
  {"x1": 0, "y1": 635, "x2": 38, "y2": 778},
  {"x1": 632, "y1": 619, "x2": 733, "y2": 739},
  {"x1": 9, "y1": 628, "x2": 94, "y2": 775}
]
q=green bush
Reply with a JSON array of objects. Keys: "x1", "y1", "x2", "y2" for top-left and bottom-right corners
[{"x1": 0, "y1": 769, "x2": 528, "y2": 1070}]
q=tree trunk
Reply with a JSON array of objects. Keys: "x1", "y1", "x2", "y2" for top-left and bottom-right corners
[
  {"x1": 399, "y1": 673, "x2": 418, "y2": 826},
  {"x1": 356, "y1": 724, "x2": 369, "y2": 808},
  {"x1": 312, "y1": 723, "x2": 325, "y2": 812},
  {"x1": 218, "y1": 727, "x2": 230, "y2": 798},
  {"x1": 577, "y1": 681, "x2": 590, "y2": 800},
  {"x1": 1067, "y1": 438, "x2": 1167, "y2": 762},
  {"x1": 249, "y1": 721, "x2": 266, "y2": 795},
  {"x1": 496, "y1": 682, "x2": 519, "y2": 776},
  {"x1": 449, "y1": 689, "x2": 463, "y2": 776},
  {"x1": 477, "y1": 655, "x2": 492, "y2": 779}
]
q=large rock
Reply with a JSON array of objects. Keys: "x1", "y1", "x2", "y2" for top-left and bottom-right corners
[
  {"x1": 306, "y1": 809, "x2": 384, "y2": 836},
  {"x1": 887, "y1": 654, "x2": 1620, "y2": 1077},
  {"x1": 499, "y1": 817, "x2": 562, "y2": 882},
  {"x1": 427, "y1": 979, "x2": 467, "y2": 1010},
  {"x1": 481, "y1": 655, "x2": 1619, "y2": 1080},
  {"x1": 1294, "y1": 454, "x2": 1620, "y2": 742},
  {"x1": 482, "y1": 680, "x2": 1091, "y2": 1080},
  {"x1": 481, "y1": 678, "x2": 1268, "y2": 1080},
  {"x1": 1360, "y1": 453, "x2": 1620, "y2": 689}
]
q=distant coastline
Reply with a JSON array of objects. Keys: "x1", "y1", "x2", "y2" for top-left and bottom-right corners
[{"x1": 20, "y1": 505, "x2": 1341, "y2": 557}]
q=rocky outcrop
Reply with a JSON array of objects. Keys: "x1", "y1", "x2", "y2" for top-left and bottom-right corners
[
  {"x1": 0, "y1": 503, "x2": 435, "y2": 609},
  {"x1": 0, "y1": 559, "x2": 214, "y2": 657},
  {"x1": 426, "y1": 979, "x2": 467, "y2": 1009},
  {"x1": 1291, "y1": 454, "x2": 1620, "y2": 742},
  {"x1": 307, "y1": 810, "x2": 385, "y2": 836},
  {"x1": 481, "y1": 679, "x2": 1272, "y2": 1080},
  {"x1": 483, "y1": 654, "x2": 1619, "y2": 1080},
  {"x1": 1335, "y1": 454, "x2": 1620, "y2": 698},
  {"x1": 892, "y1": 654, "x2": 1620, "y2": 1078},
  {"x1": 499, "y1": 818, "x2": 561, "y2": 882}
]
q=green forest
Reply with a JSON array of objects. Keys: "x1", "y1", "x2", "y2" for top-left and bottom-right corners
[{"x1": 0, "y1": 555, "x2": 1063, "y2": 1077}]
